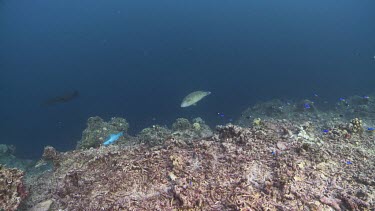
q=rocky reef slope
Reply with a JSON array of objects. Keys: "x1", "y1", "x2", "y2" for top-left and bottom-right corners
[{"x1": 15, "y1": 118, "x2": 375, "y2": 210}]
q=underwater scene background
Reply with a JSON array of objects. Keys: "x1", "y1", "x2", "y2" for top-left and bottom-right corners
[
  {"x1": 2, "y1": 1, "x2": 375, "y2": 210},
  {"x1": 1, "y1": 0, "x2": 375, "y2": 159}
]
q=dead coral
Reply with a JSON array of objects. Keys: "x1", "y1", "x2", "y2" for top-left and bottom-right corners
[
  {"x1": 138, "y1": 125, "x2": 171, "y2": 146},
  {"x1": 42, "y1": 146, "x2": 61, "y2": 168},
  {"x1": 171, "y1": 118, "x2": 213, "y2": 142},
  {"x1": 172, "y1": 118, "x2": 191, "y2": 131},
  {"x1": 18, "y1": 168, "x2": 54, "y2": 211},
  {"x1": 76, "y1": 116, "x2": 129, "y2": 149},
  {"x1": 21, "y1": 120, "x2": 375, "y2": 210},
  {"x1": 0, "y1": 165, "x2": 26, "y2": 211},
  {"x1": 29, "y1": 199, "x2": 53, "y2": 211}
]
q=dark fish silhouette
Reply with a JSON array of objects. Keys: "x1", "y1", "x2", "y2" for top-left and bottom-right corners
[{"x1": 42, "y1": 90, "x2": 79, "y2": 106}]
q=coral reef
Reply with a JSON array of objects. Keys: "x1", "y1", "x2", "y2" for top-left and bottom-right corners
[
  {"x1": 0, "y1": 144, "x2": 15, "y2": 156},
  {"x1": 0, "y1": 144, "x2": 35, "y2": 171},
  {"x1": 192, "y1": 122, "x2": 200, "y2": 131},
  {"x1": 191, "y1": 117, "x2": 213, "y2": 137},
  {"x1": 244, "y1": 99, "x2": 287, "y2": 118},
  {"x1": 321, "y1": 117, "x2": 367, "y2": 143},
  {"x1": 171, "y1": 118, "x2": 191, "y2": 131},
  {"x1": 171, "y1": 118, "x2": 213, "y2": 142},
  {"x1": 349, "y1": 117, "x2": 363, "y2": 134},
  {"x1": 0, "y1": 165, "x2": 26, "y2": 211},
  {"x1": 237, "y1": 99, "x2": 321, "y2": 127},
  {"x1": 18, "y1": 118, "x2": 374, "y2": 210},
  {"x1": 252, "y1": 117, "x2": 262, "y2": 126},
  {"x1": 138, "y1": 125, "x2": 172, "y2": 146},
  {"x1": 335, "y1": 95, "x2": 374, "y2": 118},
  {"x1": 19, "y1": 165, "x2": 54, "y2": 210},
  {"x1": 29, "y1": 199, "x2": 53, "y2": 211},
  {"x1": 138, "y1": 118, "x2": 213, "y2": 147},
  {"x1": 41, "y1": 146, "x2": 62, "y2": 169},
  {"x1": 76, "y1": 116, "x2": 129, "y2": 149},
  {"x1": 8, "y1": 96, "x2": 375, "y2": 210}
]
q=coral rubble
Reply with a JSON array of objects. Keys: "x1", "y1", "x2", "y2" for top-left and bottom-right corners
[
  {"x1": 18, "y1": 118, "x2": 375, "y2": 210},
  {"x1": 7, "y1": 97, "x2": 375, "y2": 210},
  {"x1": 0, "y1": 165, "x2": 26, "y2": 211}
]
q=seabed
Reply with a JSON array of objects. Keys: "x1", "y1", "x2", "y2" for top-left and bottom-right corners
[{"x1": 1, "y1": 96, "x2": 375, "y2": 210}]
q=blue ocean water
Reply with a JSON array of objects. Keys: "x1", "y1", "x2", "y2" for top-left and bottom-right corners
[{"x1": 1, "y1": 0, "x2": 374, "y2": 158}]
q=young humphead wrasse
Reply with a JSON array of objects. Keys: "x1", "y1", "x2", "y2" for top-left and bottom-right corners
[{"x1": 181, "y1": 91, "x2": 211, "y2": 107}]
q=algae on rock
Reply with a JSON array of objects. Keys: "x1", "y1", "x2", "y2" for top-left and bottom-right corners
[
  {"x1": 172, "y1": 118, "x2": 191, "y2": 131},
  {"x1": 76, "y1": 116, "x2": 129, "y2": 149},
  {"x1": 138, "y1": 125, "x2": 172, "y2": 146}
]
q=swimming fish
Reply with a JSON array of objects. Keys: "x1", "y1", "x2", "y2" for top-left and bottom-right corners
[
  {"x1": 180, "y1": 91, "x2": 211, "y2": 107},
  {"x1": 42, "y1": 90, "x2": 79, "y2": 106},
  {"x1": 217, "y1": 112, "x2": 225, "y2": 117},
  {"x1": 303, "y1": 103, "x2": 311, "y2": 109},
  {"x1": 103, "y1": 132, "x2": 123, "y2": 146}
]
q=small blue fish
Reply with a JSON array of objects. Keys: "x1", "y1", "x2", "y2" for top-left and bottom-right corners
[
  {"x1": 217, "y1": 112, "x2": 225, "y2": 117},
  {"x1": 304, "y1": 103, "x2": 311, "y2": 109},
  {"x1": 367, "y1": 127, "x2": 375, "y2": 131},
  {"x1": 313, "y1": 93, "x2": 319, "y2": 97},
  {"x1": 339, "y1": 97, "x2": 346, "y2": 102},
  {"x1": 322, "y1": 129, "x2": 329, "y2": 133},
  {"x1": 346, "y1": 160, "x2": 352, "y2": 165},
  {"x1": 363, "y1": 95, "x2": 369, "y2": 99},
  {"x1": 103, "y1": 132, "x2": 123, "y2": 146}
]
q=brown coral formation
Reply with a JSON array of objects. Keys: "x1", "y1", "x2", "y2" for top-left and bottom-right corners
[
  {"x1": 76, "y1": 116, "x2": 130, "y2": 149},
  {"x1": 20, "y1": 120, "x2": 374, "y2": 210},
  {"x1": 0, "y1": 165, "x2": 26, "y2": 211},
  {"x1": 42, "y1": 146, "x2": 62, "y2": 168},
  {"x1": 349, "y1": 117, "x2": 364, "y2": 134}
]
